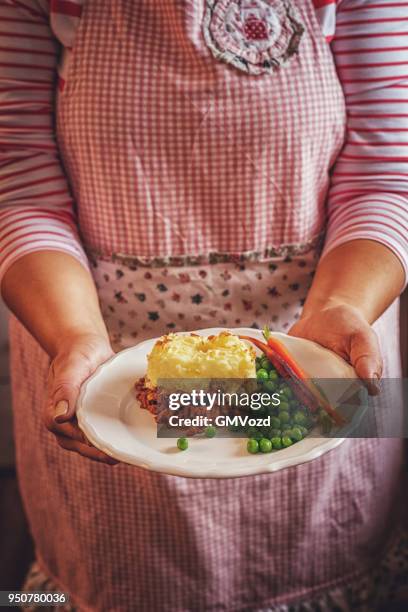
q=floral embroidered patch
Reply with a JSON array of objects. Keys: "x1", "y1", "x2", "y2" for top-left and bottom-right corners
[{"x1": 203, "y1": 0, "x2": 304, "y2": 75}]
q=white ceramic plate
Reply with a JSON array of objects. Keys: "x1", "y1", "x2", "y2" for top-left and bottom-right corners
[{"x1": 77, "y1": 328, "x2": 362, "y2": 478}]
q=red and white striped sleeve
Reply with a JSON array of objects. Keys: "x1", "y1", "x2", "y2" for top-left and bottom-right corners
[
  {"x1": 321, "y1": 0, "x2": 408, "y2": 284},
  {"x1": 0, "y1": 0, "x2": 88, "y2": 284}
]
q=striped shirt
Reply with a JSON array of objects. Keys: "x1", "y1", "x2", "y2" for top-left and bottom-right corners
[{"x1": 0, "y1": 0, "x2": 407, "y2": 283}]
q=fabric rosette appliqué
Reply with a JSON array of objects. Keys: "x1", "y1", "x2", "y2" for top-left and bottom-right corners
[{"x1": 203, "y1": 0, "x2": 304, "y2": 75}]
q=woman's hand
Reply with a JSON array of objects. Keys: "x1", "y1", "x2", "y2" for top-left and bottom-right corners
[
  {"x1": 42, "y1": 332, "x2": 119, "y2": 464},
  {"x1": 2, "y1": 252, "x2": 119, "y2": 462},
  {"x1": 288, "y1": 300, "x2": 382, "y2": 395}
]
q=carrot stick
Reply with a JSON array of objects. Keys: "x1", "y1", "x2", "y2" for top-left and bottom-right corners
[{"x1": 239, "y1": 333, "x2": 346, "y2": 427}]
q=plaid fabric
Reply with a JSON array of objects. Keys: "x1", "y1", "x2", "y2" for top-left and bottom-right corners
[
  {"x1": 56, "y1": 0, "x2": 346, "y2": 258},
  {"x1": 6, "y1": 1, "x2": 407, "y2": 610},
  {"x1": 21, "y1": 524, "x2": 408, "y2": 612}
]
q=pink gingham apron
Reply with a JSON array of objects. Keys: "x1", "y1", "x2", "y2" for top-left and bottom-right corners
[{"x1": 10, "y1": 1, "x2": 406, "y2": 610}]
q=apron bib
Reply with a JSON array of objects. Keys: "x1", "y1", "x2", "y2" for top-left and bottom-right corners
[
  {"x1": 55, "y1": 0, "x2": 346, "y2": 259},
  {"x1": 10, "y1": 1, "x2": 406, "y2": 610}
]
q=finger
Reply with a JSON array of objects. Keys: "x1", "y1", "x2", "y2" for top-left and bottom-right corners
[
  {"x1": 349, "y1": 328, "x2": 383, "y2": 396},
  {"x1": 43, "y1": 411, "x2": 87, "y2": 443},
  {"x1": 55, "y1": 435, "x2": 119, "y2": 465},
  {"x1": 48, "y1": 351, "x2": 100, "y2": 423},
  {"x1": 52, "y1": 382, "x2": 84, "y2": 423},
  {"x1": 43, "y1": 390, "x2": 81, "y2": 432}
]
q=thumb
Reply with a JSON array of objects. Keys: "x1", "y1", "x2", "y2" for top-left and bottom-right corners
[
  {"x1": 49, "y1": 357, "x2": 94, "y2": 423},
  {"x1": 53, "y1": 385, "x2": 81, "y2": 423},
  {"x1": 349, "y1": 327, "x2": 383, "y2": 396}
]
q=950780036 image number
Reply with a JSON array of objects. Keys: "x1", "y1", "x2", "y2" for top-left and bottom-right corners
[{"x1": 0, "y1": 592, "x2": 69, "y2": 607}]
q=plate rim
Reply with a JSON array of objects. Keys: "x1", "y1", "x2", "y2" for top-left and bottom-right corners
[{"x1": 77, "y1": 327, "x2": 346, "y2": 478}]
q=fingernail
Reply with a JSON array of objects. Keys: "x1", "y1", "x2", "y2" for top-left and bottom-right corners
[
  {"x1": 373, "y1": 372, "x2": 381, "y2": 385},
  {"x1": 54, "y1": 400, "x2": 69, "y2": 421},
  {"x1": 370, "y1": 374, "x2": 381, "y2": 395}
]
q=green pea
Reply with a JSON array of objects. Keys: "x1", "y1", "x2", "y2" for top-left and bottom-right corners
[
  {"x1": 281, "y1": 429, "x2": 292, "y2": 439},
  {"x1": 247, "y1": 427, "x2": 263, "y2": 440},
  {"x1": 293, "y1": 410, "x2": 308, "y2": 426},
  {"x1": 265, "y1": 404, "x2": 278, "y2": 416},
  {"x1": 270, "y1": 416, "x2": 281, "y2": 429},
  {"x1": 269, "y1": 428, "x2": 282, "y2": 438},
  {"x1": 283, "y1": 387, "x2": 293, "y2": 399},
  {"x1": 259, "y1": 438, "x2": 273, "y2": 453},
  {"x1": 250, "y1": 402, "x2": 264, "y2": 414},
  {"x1": 290, "y1": 427, "x2": 303, "y2": 441},
  {"x1": 271, "y1": 436, "x2": 283, "y2": 450},
  {"x1": 204, "y1": 426, "x2": 217, "y2": 438},
  {"x1": 269, "y1": 370, "x2": 279, "y2": 381},
  {"x1": 177, "y1": 437, "x2": 188, "y2": 451},
  {"x1": 256, "y1": 368, "x2": 269, "y2": 382},
  {"x1": 263, "y1": 380, "x2": 277, "y2": 393},
  {"x1": 282, "y1": 436, "x2": 293, "y2": 448},
  {"x1": 279, "y1": 400, "x2": 290, "y2": 412},
  {"x1": 247, "y1": 438, "x2": 259, "y2": 454},
  {"x1": 255, "y1": 356, "x2": 263, "y2": 367},
  {"x1": 263, "y1": 407, "x2": 274, "y2": 420},
  {"x1": 298, "y1": 425, "x2": 309, "y2": 436},
  {"x1": 279, "y1": 411, "x2": 290, "y2": 425},
  {"x1": 260, "y1": 357, "x2": 271, "y2": 371}
]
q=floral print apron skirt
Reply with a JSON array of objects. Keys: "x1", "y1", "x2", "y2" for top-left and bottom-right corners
[
  {"x1": 91, "y1": 242, "x2": 319, "y2": 348},
  {"x1": 10, "y1": 0, "x2": 407, "y2": 610}
]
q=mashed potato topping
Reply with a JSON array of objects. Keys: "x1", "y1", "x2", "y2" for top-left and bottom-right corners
[{"x1": 145, "y1": 331, "x2": 256, "y2": 388}]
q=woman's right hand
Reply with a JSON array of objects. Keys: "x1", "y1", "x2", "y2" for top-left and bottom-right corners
[
  {"x1": 2, "y1": 252, "x2": 119, "y2": 464},
  {"x1": 42, "y1": 332, "x2": 119, "y2": 464}
]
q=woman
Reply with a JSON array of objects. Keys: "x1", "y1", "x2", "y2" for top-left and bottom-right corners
[{"x1": 0, "y1": 0, "x2": 407, "y2": 610}]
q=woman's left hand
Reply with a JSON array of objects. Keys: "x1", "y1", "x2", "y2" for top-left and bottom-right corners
[{"x1": 288, "y1": 301, "x2": 382, "y2": 395}]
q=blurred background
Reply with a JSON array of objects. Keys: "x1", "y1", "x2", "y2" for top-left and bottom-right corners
[{"x1": 0, "y1": 298, "x2": 34, "y2": 592}]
